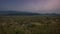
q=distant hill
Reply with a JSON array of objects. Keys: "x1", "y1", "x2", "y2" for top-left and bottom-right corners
[
  {"x1": 0, "y1": 11, "x2": 40, "y2": 16},
  {"x1": 0, "y1": 11, "x2": 60, "y2": 16}
]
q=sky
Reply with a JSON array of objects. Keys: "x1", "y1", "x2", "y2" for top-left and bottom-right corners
[{"x1": 0, "y1": 0, "x2": 60, "y2": 13}]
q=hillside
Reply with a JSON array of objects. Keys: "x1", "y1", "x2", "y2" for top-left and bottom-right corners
[{"x1": 0, "y1": 11, "x2": 40, "y2": 15}]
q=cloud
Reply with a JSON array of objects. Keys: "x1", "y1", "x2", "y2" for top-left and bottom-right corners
[
  {"x1": 30, "y1": 0, "x2": 60, "y2": 10},
  {"x1": 0, "y1": 0, "x2": 60, "y2": 13},
  {"x1": 23, "y1": 0, "x2": 60, "y2": 13},
  {"x1": 41, "y1": 0, "x2": 60, "y2": 10}
]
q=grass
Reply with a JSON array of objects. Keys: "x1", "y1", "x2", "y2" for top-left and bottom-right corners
[{"x1": 0, "y1": 16, "x2": 60, "y2": 34}]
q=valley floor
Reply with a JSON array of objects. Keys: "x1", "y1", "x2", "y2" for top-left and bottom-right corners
[{"x1": 0, "y1": 16, "x2": 60, "y2": 34}]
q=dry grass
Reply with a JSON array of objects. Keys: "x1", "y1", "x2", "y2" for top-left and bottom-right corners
[{"x1": 0, "y1": 16, "x2": 60, "y2": 34}]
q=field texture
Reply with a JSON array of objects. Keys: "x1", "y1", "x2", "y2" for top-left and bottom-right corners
[{"x1": 0, "y1": 16, "x2": 60, "y2": 34}]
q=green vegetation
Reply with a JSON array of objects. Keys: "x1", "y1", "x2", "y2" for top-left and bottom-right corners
[{"x1": 0, "y1": 16, "x2": 60, "y2": 34}]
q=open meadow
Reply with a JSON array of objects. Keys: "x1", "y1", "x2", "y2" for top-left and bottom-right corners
[{"x1": 0, "y1": 16, "x2": 60, "y2": 34}]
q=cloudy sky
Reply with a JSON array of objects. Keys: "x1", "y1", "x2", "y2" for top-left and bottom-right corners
[{"x1": 0, "y1": 0, "x2": 60, "y2": 13}]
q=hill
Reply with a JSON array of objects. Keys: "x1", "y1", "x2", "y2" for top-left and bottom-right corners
[
  {"x1": 0, "y1": 11, "x2": 60, "y2": 16},
  {"x1": 0, "y1": 11, "x2": 40, "y2": 16}
]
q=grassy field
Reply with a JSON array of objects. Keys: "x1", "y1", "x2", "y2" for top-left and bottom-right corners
[{"x1": 0, "y1": 16, "x2": 60, "y2": 34}]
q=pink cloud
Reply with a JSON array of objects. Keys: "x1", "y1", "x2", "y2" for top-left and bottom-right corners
[
  {"x1": 41, "y1": 0, "x2": 60, "y2": 11},
  {"x1": 25, "y1": 0, "x2": 60, "y2": 11}
]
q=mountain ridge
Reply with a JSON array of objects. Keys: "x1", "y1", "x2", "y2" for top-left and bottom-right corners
[
  {"x1": 0, "y1": 11, "x2": 40, "y2": 15},
  {"x1": 0, "y1": 11, "x2": 60, "y2": 16}
]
